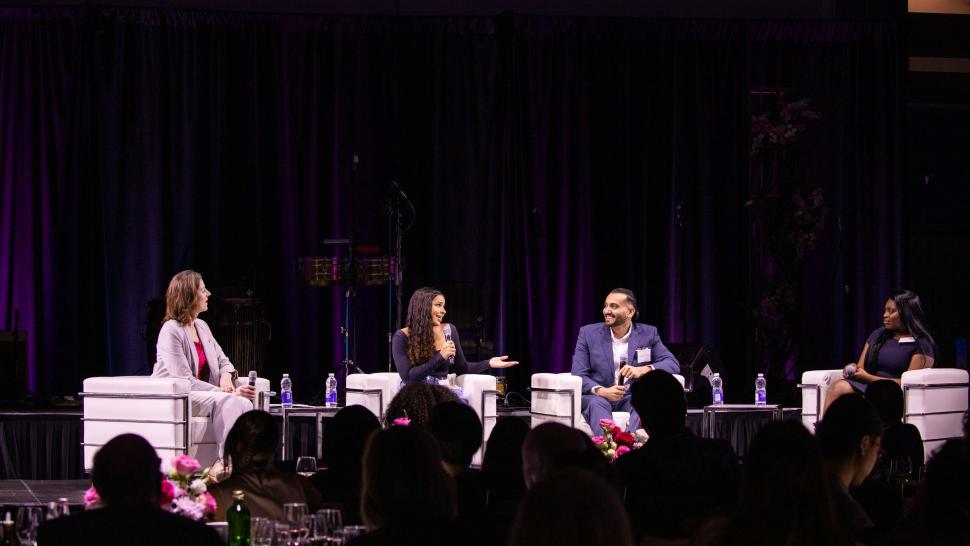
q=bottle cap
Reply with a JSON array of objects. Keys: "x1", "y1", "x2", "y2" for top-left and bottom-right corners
[{"x1": 232, "y1": 490, "x2": 245, "y2": 500}]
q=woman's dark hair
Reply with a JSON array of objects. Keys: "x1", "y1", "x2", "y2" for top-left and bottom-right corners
[
  {"x1": 322, "y1": 405, "x2": 381, "y2": 470},
  {"x1": 864, "y1": 380, "x2": 905, "y2": 425},
  {"x1": 223, "y1": 410, "x2": 279, "y2": 473},
  {"x1": 384, "y1": 382, "x2": 459, "y2": 429},
  {"x1": 360, "y1": 426, "x2": 456, "y2": 529},
  {"x1": 816, "y1": 393, "x2": 883, "y2": 461},
  {"x1": 714, "y1": 421, "x2": 850, "y2": 546},
  {"x1": 405, "y1": 287, "x2": 443, "y2": 365},
  {"x1": 482, "y1": 417, "x2": 530, "y2": 491},
  {"x1": 609, "y1": 288, "x2": 639, "y2": 320},
  {"x1": 867, "y1": 289, "x2": 935, "y2": 369},
  {"x1": 509, "y1": 468, "x2": 633, "y2": 546}
]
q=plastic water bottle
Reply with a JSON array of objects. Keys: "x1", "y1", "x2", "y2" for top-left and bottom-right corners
[
  {"x1": 280, "y1": 373, "x2": 293, "y2": 408},
  {"x1": 711, "y1": 373, "x2": 724, "y2": 405},
  {"x1": 755, "y1": 373, "x2": 767, "y2": 406},
  {"x1": 325, "y1": 373, "x2": 338, "y2": 407}
]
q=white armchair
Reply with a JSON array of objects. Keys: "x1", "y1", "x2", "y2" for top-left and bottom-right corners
[
  {"x1": 81, "y1": 376, "x2": 270, "y2": 471},
  {"x1": 346, "y1": 372, "x2": 403, "y2": 419},
  {"x1": 345, "y1": 372, "x2": 498, "y2": 466},
  {"x1": 902, "y1": 368, "x2": 969, "y2": 461},
  {"x1": 530, "y1": 372, "x2": 686, "y2": 436},
  {"x1": 800, "y1": 368, "x2": 969, "y2": 461}
]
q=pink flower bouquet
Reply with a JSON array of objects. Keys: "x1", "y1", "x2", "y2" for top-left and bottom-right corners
[{"x1": 83, "y1": 454, "x2": 216, "y2": 521}]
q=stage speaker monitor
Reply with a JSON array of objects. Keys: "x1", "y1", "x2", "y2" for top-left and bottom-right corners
[
  {"x1": 665, "y1": 342, "x2": 722, "y2": 408},
  {"x1": 0, "y1": 331, "x2": 29, "y2": 403}
]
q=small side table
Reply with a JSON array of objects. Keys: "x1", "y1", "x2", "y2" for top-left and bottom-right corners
[
  {"x1": 268, "y1": 404, "x2": 341, "y2": 460},
  {"x1": 702, "y1": 404, "x2": 783, "y2": 440}
]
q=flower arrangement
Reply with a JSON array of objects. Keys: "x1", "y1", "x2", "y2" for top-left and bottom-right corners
[
  {"x1": 591, "y1": 419, "x2": 645, "y2": 461},
  {"x1": 84, "y1": 454, "x2": 217, "y2": 521},
  {"x1": 750, "y1": 98, "x2": 821, "y2": 156}
]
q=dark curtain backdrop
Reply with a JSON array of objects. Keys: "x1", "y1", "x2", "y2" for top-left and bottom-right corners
[{"x1": 1, "y1": 7, "x2": 902, "y2": 401}]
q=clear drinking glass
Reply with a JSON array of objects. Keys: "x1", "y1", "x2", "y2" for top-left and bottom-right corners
[
  {"x1": 315, "y1": 508, "x2": 344, "y2": 541},
  {"x1": 16, "y1": 506, "x2": 44, "y2": 545},
  {"x1": 283, "y1": 503, "x2": 309, "y2": 541},
  {"x1": 295, "y1": 456, "x2": 318, "y2": 477},
  {"x1": 251, "y1": 517, "x2": 273, "y2": 546}
]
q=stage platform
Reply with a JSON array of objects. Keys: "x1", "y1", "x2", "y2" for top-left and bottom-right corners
[{"x1": 0, "y1": 405, "x2": 801, "y2": 481}]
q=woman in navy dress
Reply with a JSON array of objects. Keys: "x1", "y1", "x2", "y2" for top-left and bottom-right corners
[
  {"x1": 391, "y1": 287, "x2": 517, "y2": 386},
  {"x1": 824, "y1": 289, "x2": 936, "y2": 411}
]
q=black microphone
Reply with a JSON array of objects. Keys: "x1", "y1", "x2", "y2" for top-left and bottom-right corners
[
  {"x1": 248, "y1": 370, "x2": 257, "y2": 387},
  {"x1": 443, "y1": 324, "x2": 455, "y2": 364},
  {"x1": 390, "y1": 179, "x2": 409, "y2": 200}
]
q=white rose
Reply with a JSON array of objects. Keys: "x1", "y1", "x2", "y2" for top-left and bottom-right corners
[{"x1": 188, "y1": 479, "x2": 207, "y2": 496}]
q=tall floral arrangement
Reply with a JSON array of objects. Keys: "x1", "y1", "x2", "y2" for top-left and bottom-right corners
[
  {"x1": 749, "y1": 94, "x2": 825, "y2": 386},
  {"x1": 84, "y1": 454, "x2": 217, "y2": 521}
]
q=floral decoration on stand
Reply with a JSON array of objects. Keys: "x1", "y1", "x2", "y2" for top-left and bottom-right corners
[
  {"x1": 84, "y1": 454, "x2": 217, "y2": 521},
  {"x1": 592, "y1": 419, "x2": 646, "y2": 462}
]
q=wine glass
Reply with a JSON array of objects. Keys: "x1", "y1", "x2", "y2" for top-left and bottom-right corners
[
  {"x1": 251, "y1": 517, "x2": 273, "y2": 546},
  {"x1": 295, "y1": 456, "x2": 318, "y2": 477},
  {"x1": 283, "y1": 503, "x2": 309, "y2": 541},
  {"x1": 315, "y1": 508, "x2": 344, "y2": 543},
  {"x1": 16, "y1": 506, "x2": 44, "y2": 545}
]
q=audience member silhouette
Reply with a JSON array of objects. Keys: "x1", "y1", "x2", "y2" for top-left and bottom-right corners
[
  {"x1": 480, "y1": 417, "x2": 529, "y2": 545},
  {"x1": 384, "y1": 382, "x2": 460, "y2": 429},
  {"x1": 617, "y1": 370, "x2": 740, "y2": 542},
  {"x1": 209, "y1": 410, "x2": 321, "y2": 520},
  {"x1": 816, "y1": 393, "x2": 884, "y2": 541},
  {"x1": 865, "y1": 379, "x2": 923, "y2": 473},
  {"x1": 429, "y1": 401, "x2": 485, "y2": 517},
  {"x1": 38, "y1": 434, "x2": 221, "y2": 546},
  {"x1": 509, "y1": 468, "x2": 633, "y2": 546},
  {"x1": 702, "y1": 421, "x2": 850, "y2": 546},
  {"x1": 521, "y1": 422, "x2": 614, "y2": 489},
  {"x1": 312, "y1": 404, "x2": 381, "y2": 524},
  {"x1": 350, "y1": 426, "x2": 471, "y2": 545}
]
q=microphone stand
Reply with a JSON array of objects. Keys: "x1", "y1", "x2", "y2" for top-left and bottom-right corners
[{"x1": 388, "y1": 181, "x2": 415, "y2": 371}]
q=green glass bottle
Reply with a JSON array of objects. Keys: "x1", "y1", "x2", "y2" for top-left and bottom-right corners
[{"x1": 226, "y1": 490, "x2": 251, "y2": 546}]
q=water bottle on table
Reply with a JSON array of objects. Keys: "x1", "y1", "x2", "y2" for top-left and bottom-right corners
[
  {"x1": 325, "y1": 373, "x2": 338, "y2": 407},
  {"x1": 280, "y1": 374, "x2": 293, "y2": 408},
  {"x1": 755, "y1": 373, "x2": 767, "y2": 406},
  {"x1": 711, "y1": 373, "x2": 724, "y2": 405}
]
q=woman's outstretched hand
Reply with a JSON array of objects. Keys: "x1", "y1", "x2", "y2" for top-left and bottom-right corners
[{"x1": 489, "y1": 355, "x2": 519, "y2": 369}]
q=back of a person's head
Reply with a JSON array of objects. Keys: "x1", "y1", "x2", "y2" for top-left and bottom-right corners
[
  {"x1": 360, "y1": 426, "x2": 456, "y2": 529},
  {"x1": 384, "y1": 383, "x2": 460, "y2": 429},
  {"x1": 816, "y1": 393, "x2": 883, "y2": 461},
  {"x1": 92, "y1": 434, "x2": 162, "y2": 506},
  {"x1": 630, "y1": 370, "x2": 686, "y2": 437},
  {"x1": 481, "y1": 417, "x2": 530, "y2": 489},
  {"x1": 223, "y1": 410, "x2": 279, "y2": 473},
  {"x1": 323, "y1": 405, "x2": 380, "y2": 471},
  {"x1": 509, "y1": 468, "x2": 633, "y2": 546},
  {"x1": 924, "y1": 439, "x2": 969, "y2": 523},
  {"x1": 864, "y1": 380, "x2": 905, "y2": 425},
  {"x1": 429, "y1": 401, "x2": 483, "y2": 469},
  {"x1": 721, "y1": 421, "x2": 848, "y2": 546},
  {"x1": 521, "y1": 422, "x2": 591, "y2": 488}
]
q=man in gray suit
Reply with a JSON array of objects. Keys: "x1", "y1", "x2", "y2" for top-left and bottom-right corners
[{"x1": 571, "y1": 288, "x2": 680, "y2": 432}]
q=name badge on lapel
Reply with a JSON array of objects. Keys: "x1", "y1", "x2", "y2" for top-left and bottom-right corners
[
  {"x1": 636, "y1": 347, "x2": 651, "y2": 364},
  {"x1": 898, "y1": 337, "x2": 916, "y2": 344}
]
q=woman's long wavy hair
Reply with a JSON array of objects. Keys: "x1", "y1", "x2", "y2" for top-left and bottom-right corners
[
  {"x1": 867, "y1": 289, "x2": 936, "y2": 369},
  {"x1": 163, "y1": 270, "x2": 203, "y2": 325},
  {"x1": 223, "y1": 410, "x2": 279, "y2": 474},
  {"x1": 405, "y1": 287, "x2": 443, "y2": 366}
]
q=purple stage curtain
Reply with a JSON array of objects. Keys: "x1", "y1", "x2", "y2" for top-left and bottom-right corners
[{"x1": 1, "y1": 8, "x2": 902, "y2": 400}]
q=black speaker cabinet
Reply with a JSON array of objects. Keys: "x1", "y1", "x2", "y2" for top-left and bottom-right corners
[{"x1": 0, "y1": 331, "x2": 29, "y2": 402}]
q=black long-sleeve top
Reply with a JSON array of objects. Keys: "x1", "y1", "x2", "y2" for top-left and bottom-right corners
[{"x1": 392, "y1": 325, "x2": 490, "y2": 384}]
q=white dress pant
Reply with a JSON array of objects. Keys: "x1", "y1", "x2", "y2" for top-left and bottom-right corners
[{"x1": 190, "y1": 390, "x2": 254, "y2": 456}]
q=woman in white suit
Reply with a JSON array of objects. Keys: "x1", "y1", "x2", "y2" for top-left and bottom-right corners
[{"x1": 152, "y1": 270, "x2": 255, "y2": 464}]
